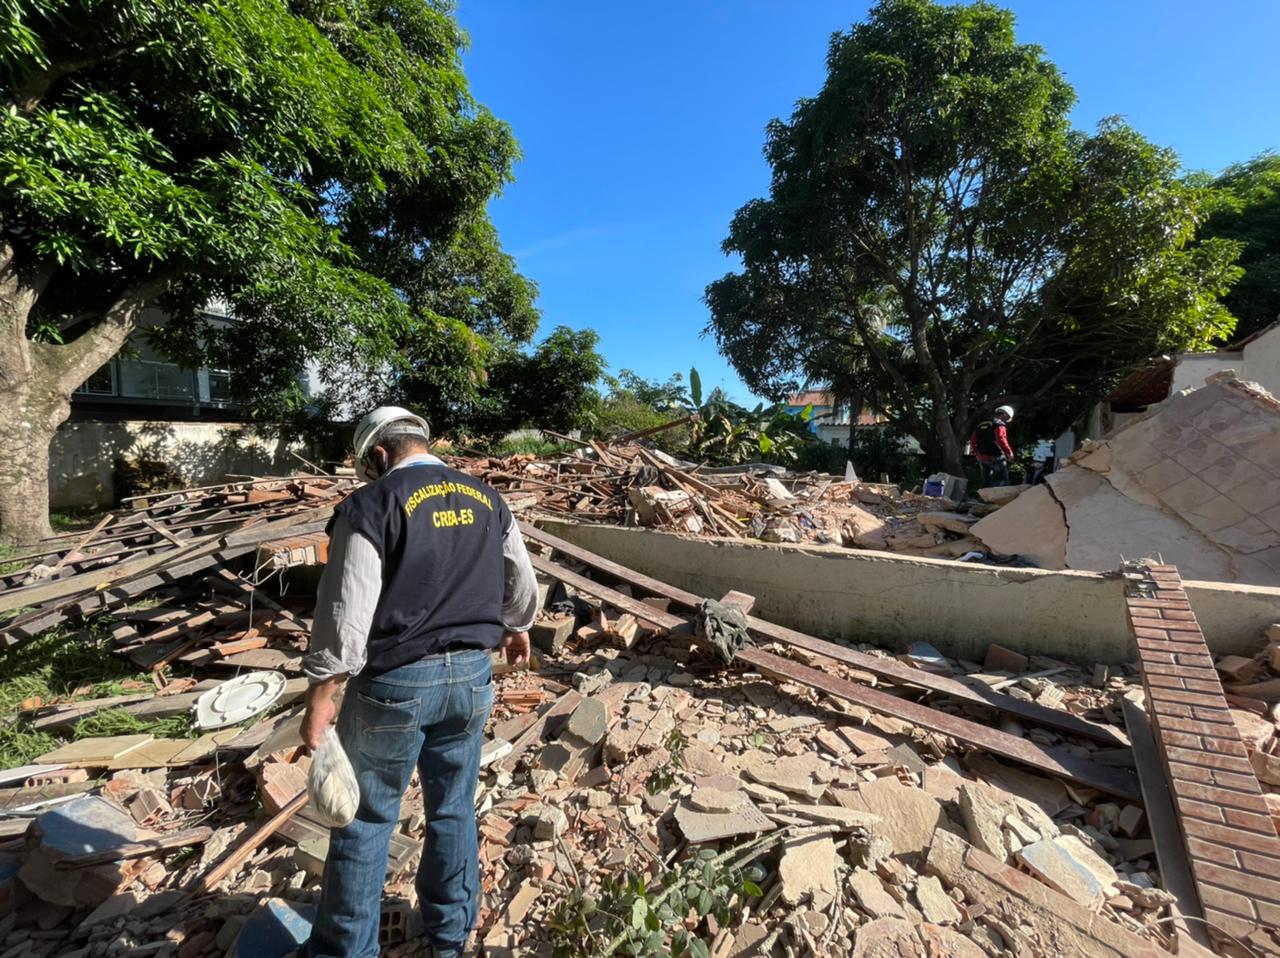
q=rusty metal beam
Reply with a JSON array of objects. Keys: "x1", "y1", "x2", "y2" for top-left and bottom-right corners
[
  {"x1": 526, "y1": 550, "x2": 1141, "y2": 801},
  {"x1": 521, "y1": 522, "x2": 1128, "y2": 749}
]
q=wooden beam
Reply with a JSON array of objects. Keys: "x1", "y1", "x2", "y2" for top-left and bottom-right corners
[{"x1": 190, "y1": 790, "x2": 308, "y2": 894}]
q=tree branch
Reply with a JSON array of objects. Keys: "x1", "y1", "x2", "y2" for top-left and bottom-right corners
[
  {"x1": 9, "y1": 45, "x2": 132, "y2": 113},
  {"x1": 46, "y1": 274, "x2": 173, "y2": 394}
]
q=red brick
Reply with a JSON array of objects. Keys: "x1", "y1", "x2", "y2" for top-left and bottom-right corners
[
  {"x1": 1147, "y1": 674, "x2": 1187, "y2": 690},
  {"x1": 1214, "y1": 769, "x2": 1274, "y2": 792},
  {"x1": 1151, "y1": 618, "x2": 1202, "y2": 632},
  {"x1": 1198, "y1": 880, "x2": 1259, "y2": 920},
  {"x1": 1224, "y1": 806, "x2": 1280, "y2": 836},
  {"x1": 1153, "y1": 701, "x2": 1194, "y2": 718},
  {"x1": 1133, "y1": 616, "x2": 1201, "y2": 633},
  {"x1": 1256, "y1": 898, "x2": 1280, "y2": 929},
  {"x1": 1187, "y1": 836, "x2": 1242, "y2": 868},
  {"x1": 1177, "y1": 654, "x2": 1215, "y2": 668},
  {"x1": 1160, "y1": 716, "x2": 1238, "y2": 737},
  {"x1": 1141, "y1": 651, "x2": 1176, "y2": 665},
  {"x1": 1195, "y1": 862, "x2": 1280, "y2": 906},
  {"x1": 1178, "y1": 795, "x2": 1226, "y2": 823},
  {"x1": 1128, "y1": 597, "x2": 1189, "y2": 610},
  {"x1": 1203, "y1": 736, "x2": 1249, "y2": 758},
  {"x1": 1140, "y1": 660, "x2": 1206, "y2": 677},
  {"x1": 1168, "y1": 761, "x2": 1215, "y2": 784},
  {"x1": 1134, "y1": 627, "x2": 1173, "y2": 640},
  {"x1": 1175, "y1": 781, "x2": 1269, "y2": 813},
  {"x1": 1160, "y1": 609, "x2": 1197, "y2": 621},
  {"x1": 1166, "y1": 745, "x2": 1255, "y2": 773},
  {"x1": 1184, "y1": 817, "x2": 1280, "y2": 857},
  {"x1": 1163, "y1": 729, "x2": 1204, "y2": 749},
  {"x1": 1151, "y1": 687, "x2": 1233, "y2": 708},
  {"x1": 1185, "y1": 677, "x2": 1225, "y2": 693},
  {"x1": 1202, "y1": 906, "x2": 1259, "y2": 941},
  {"x1": 1192, "y1": 705, "x2": 1234, "y2": 722},
  {"x1": 1240, "y1": 850, "x2": 1280, "y2": 881}
]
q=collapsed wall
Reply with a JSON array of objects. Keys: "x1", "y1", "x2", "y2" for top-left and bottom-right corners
[{"x1": 973, "y1": 372, "x2": 1280, "y2": 586}]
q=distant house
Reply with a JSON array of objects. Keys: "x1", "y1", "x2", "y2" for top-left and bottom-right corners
[
  {"x1": 784, "y1": 389, "x2": 886, "y2": 446},
  {"x1": 71, "y1": 300, "x2": 238, "y2": 422},
  {"x1": 1085, "y1": 319, "x2": 1280, "y2": 440},
  {"x1": 54, "y1": 301, "x2": 323, "y2": 509}
]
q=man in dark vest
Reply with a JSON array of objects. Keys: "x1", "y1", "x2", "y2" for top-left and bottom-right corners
[
  {"x1": 302, "y1": 406, "x2": 538, "y2": 958},
  {"x1": 969, "y1": 405, "x2": 1016, "y2": 487}
]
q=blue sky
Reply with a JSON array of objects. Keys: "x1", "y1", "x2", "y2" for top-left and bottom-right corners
[{"x1": 456, "y1": 1, "x2": 1280, "y2": 405}]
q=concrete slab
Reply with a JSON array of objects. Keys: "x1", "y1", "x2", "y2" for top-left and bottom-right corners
[{"x1": 673, "y1": 799, "x2": 775, "y2": 845}]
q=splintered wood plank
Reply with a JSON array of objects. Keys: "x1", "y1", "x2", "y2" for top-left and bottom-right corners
[
  {"x1": 35, "y1": 734, "x2": 154, "y2": 767},
  {"x1": 208, "y1": 647, "x2": 303, "y2": 672},
  {"x1": 102, "y1": 730, "x2": 242, "y2": 769}
]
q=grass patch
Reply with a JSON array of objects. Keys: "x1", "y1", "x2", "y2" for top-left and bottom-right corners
[
  {"x1": 0, "y1": 620, "x2": 183, "y2": 767},
  {"x1": 49, "y1": 507, "x2": 109, "y2": 533},
  {"x1": 0, "y1": 543, "x2": 25, "y2": 577},
  {"x1": 73, "y1": 706, "x2": 195, "y2": 741}
]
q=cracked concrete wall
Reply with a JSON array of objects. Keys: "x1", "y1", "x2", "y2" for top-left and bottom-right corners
[
  {"x1": 973, "y1": 373, "x2": 1280, "y2": 586},
  {"x1": 539, "y1": 521, "x2": 1280, "y2": 663}
]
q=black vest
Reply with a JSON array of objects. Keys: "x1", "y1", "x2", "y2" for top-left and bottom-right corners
[
  {"x1": 974, "y1": 420, "x2": 1001, "y2": 456},
  {"x1": 333, "y1": 462, "x2": 511, "y2": 674}
]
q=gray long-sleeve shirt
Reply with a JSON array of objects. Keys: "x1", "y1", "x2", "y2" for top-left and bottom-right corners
[{"x1": 302, "y1": 454, "x2": 539, "y2": 683}]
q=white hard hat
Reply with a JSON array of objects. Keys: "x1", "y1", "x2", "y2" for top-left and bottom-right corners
[
  {"x1": 353, "y1": 406, "x2": 429, "y2": 480},
  {"x1": 995, "y1": 405, "x2": 1015, "y2": 421}
]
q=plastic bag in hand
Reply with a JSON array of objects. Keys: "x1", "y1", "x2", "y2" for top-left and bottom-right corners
[{"x1": 308, "y1": 726, "x2": 359, "y2": 827}]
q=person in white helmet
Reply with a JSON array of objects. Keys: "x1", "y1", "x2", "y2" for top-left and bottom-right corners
[
  {"x1": 302, "y1": 406, "x2": 538, "y2": 958},
  {"x1": 970, "y1": 405, "x2": 1015, "y2": 487}
]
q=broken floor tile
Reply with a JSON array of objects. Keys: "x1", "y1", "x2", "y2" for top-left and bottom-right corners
[
  {"x1": 914, "y1": 875, "x2": 961, "y2": 925},
  {"x1": 673, "y1": 799, "x2": 775, "y2": 845},
  {"x1": 848, "y1": 868, "x2": 904, "y2": 919},
  {"x1": 850, "y1": 917, "x2": 923, "y2": 958},
  {"x1": 1015, "y1": 838, "x2": 1105, "y2": 907},
  {"x1": 779, "y1": 835, "x2": 840, "y2": 906},
  {"x1": 844, "y1": 778, "x2": 955, "y2": 859}
]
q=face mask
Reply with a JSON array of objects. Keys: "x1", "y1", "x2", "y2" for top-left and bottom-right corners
[{"x1": 358, "y1": 448, "x2": 385, "y2": 483}]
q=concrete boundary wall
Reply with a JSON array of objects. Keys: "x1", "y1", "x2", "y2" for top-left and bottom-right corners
[
  {"x1": 539, "y1": 521, "x2": 1280, "y2": 663},
  {"x1": 50, "y1": 420, "x2": 323, "y2": 509}
]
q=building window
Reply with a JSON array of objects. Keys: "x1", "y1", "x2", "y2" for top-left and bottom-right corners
[{"x1": 76, "y1": 361, "x2": 118, "y2": 396}]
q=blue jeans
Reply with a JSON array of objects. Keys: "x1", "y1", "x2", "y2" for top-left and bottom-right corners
[{"x1": 306, "y1": 648, "x2": 495, "y2": 958}]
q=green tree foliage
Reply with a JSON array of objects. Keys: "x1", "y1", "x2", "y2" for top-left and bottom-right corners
[
  {"x1": 705, "y1": 0, "x2": 1242, "y2": 474},
  {"x1": 0, "y1": 0, "x2": 535, "y2": 540},
  {"x1": 1199, "y1": 154, "x2": 1280, "y2": 340},
  {"x1": 592, "y1": 370, "x2": 690, "y2": 440},
  {"x1": 464, "y1": 326, "x2": 606, "y2": 438}
]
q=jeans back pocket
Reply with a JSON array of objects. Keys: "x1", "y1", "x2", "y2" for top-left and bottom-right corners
[
  {"x1": 355, "y1": 692, "x2": 421, "y2": 760},
  {"x1": 465, "y1": 680, "x2": 495, "y2": 734}
]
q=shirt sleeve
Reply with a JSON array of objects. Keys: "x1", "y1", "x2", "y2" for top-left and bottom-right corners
[
  {"x1": 303, "y1": 513, "x2": 383, "y2": 683},
  {"x1": 995, "y1": 424, "x2": 1014, "y2": 459},
  {"x1": 501, "y1": 513, "x2": 540, "y2": 632}
]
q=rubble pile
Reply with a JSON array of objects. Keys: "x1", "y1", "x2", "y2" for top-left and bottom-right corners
[
  {"x1": 1213, "y1": 624, "x2": 1280, "y2": 799},
  {"x1": 0, "y1": 469, "x2": 1273, "y2": 957},
  {"x1": 454, "y1": 444, "x2": 1024, "y2": 560}
]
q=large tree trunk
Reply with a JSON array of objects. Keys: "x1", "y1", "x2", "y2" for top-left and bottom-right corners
[
  {"x1": 0, "y1": 242, "x2": 160, "y2": 544},
  {"x1": 0, "y1": 382, "x2": 66, "y2": 543}
]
